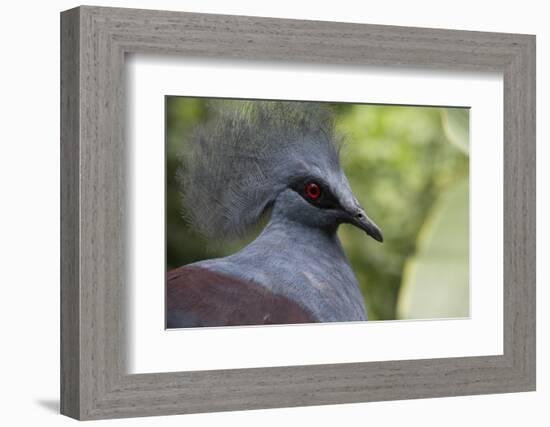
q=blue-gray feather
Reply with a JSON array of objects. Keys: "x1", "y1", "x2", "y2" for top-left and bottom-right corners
[
  {"x1": 175, "y1": 101, "x2": 370, "y2": 323},
  {"x1": 178, "y1": 101, "x2": 343, "y2": 240},
  {"x1": 193, "y1": 193, "x2": 367, "y2": 320}
]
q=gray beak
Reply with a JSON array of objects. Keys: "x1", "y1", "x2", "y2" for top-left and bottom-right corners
[{"x1": 348, "y1": 208, "x2": 384, "y2": 243}]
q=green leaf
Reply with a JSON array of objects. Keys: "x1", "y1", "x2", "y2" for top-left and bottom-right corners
[
  {"x1": 396, "y1": 178, "x2": 469, "y2": 319},
  {"x1": 442, "y1": 108, "x2": 469, "y2": 154}
]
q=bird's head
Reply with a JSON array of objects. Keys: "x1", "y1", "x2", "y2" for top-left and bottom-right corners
[
  {"x1": 274, "y1": 176, "x2": 383, "y2": 242},
  {"x1": 180, "y1": 101, "x2": 382, "y2": 242}
]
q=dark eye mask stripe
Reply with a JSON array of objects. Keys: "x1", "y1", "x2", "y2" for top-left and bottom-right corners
[{"x1": 290, "y1": 178, "x2": 341, "y2": 210}]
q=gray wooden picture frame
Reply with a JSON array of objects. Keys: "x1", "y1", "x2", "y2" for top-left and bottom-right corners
[{"x1": 60, "y1": 5, "x2": 536, "y2": 420}]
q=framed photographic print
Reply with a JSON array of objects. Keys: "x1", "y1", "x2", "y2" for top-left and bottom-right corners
[
  {"x1": 164, "y1": 98, "x2": 468, "y2": 329},
  {"x1": 60, "y1": 5, "x2": 536, "y2": 420}
]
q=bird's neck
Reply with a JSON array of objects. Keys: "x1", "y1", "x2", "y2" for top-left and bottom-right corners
[
  {"x1": 193, "y1": 210, "x2": 367, "y2": 321},
  {"x1": 256, "y1": 211, "x2": 341, "y2": 250},
  {"x1": 230, "y1": 211, "x2": 367, "y2": 321},
  {"x1": 234, "y1": 210, "x2": 354, "y2": 283}
]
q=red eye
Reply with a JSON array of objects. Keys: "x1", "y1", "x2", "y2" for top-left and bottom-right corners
[{"x1": 305, "y1": 182, "x2": 321, "y2": 200}]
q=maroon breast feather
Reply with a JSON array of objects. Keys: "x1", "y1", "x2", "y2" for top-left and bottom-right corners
[{"x1": 166, "y1": 266, "x2": 315, "y2": 328}]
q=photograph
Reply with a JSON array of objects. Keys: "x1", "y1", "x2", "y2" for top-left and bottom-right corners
[{"x1": 165, "y1": 98, "x2": 470, "y2": 328}]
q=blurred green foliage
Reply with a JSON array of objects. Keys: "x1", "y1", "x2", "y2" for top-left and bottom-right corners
[
  {"x1": 397, "y1": 178, "x2": 469, "y2": 319},
  {"x1": 166, "y1": 98, "x2": 469, "y2": 320}
]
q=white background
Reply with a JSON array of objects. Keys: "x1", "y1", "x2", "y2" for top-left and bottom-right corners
[
  {"x1": 128, "y1": 57, "x2": 503, "y2": 373},
  {"x1": 0, "y1": 0, "x2": 547, "y2": 426}
]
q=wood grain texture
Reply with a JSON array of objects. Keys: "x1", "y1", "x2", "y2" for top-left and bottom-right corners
[
  {"x1": 60, "y1": 5, "x2": 536, "y2": 420},
  {"x1": 60, "y1": 7, "x2": 80, "y2": 419}
]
